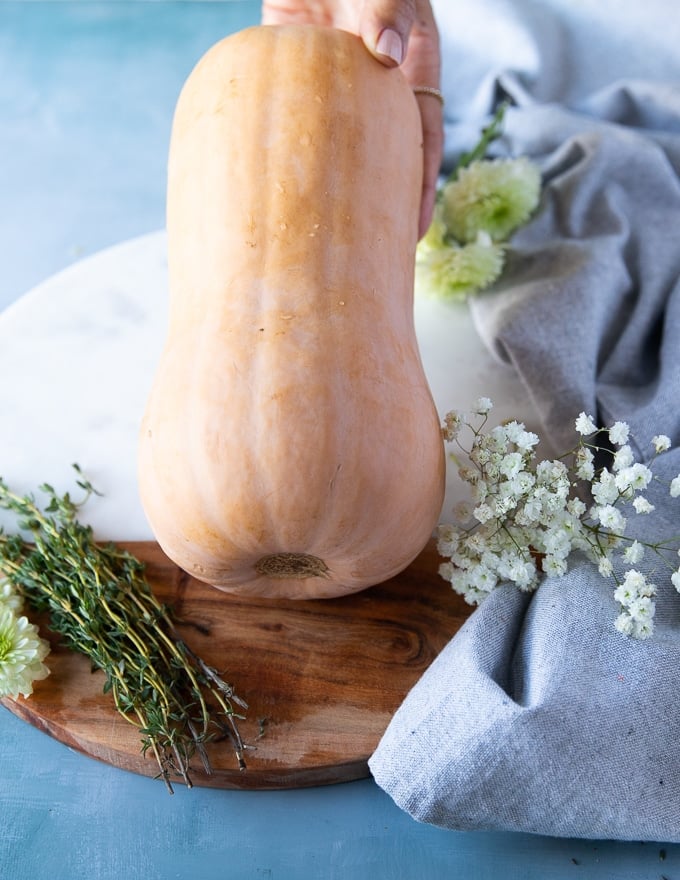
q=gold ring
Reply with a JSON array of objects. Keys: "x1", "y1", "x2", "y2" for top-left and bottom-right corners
[{"x1": 413, "y1": 86, "x2": 444, "y2": 106}]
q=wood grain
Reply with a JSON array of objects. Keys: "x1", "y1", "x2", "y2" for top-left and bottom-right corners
[{"x1": 1, "y1": 539, "x2": 472, "y2": 790}]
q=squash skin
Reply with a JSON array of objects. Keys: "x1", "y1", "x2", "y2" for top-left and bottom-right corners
[{"x1": 138, "y1": 24, "x2": 445, "y2": 599}]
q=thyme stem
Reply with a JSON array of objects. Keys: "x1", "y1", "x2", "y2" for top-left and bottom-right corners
[{"x1": 0, "y1": 467, "x2": 248, "y2": 791}]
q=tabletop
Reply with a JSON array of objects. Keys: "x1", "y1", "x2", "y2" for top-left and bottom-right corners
[{"x1": 2, "y1": 3, "x2": 680, "y2": 878}]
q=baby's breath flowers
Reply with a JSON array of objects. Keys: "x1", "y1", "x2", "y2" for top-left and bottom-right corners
[
  {"x1": 417, "y1": 105, "x2": 541, "y2": 301},
  {"x1": 437, "y1": 399, "x2": 680, "y2": 639}
]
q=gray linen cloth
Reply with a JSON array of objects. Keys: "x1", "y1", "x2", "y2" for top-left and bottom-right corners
[{"x1": 369, "y1": 0, "x2": 680, "y2": 840}]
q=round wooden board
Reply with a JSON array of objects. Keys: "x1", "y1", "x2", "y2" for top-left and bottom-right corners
[{"x1": 2, "y1": 539, "x2": 472, "y2": 790}]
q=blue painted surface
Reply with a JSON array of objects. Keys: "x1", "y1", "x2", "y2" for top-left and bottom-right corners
[
  {"x1": 1, "y1": 1, "x2": 261, "y2": 310},
  {"x1": 2, "y1": 3, "x2": 680, "y2": 877}
]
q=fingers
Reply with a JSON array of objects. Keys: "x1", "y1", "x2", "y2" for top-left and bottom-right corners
[
  {"x1": 260, "y1": 0, "x2": 443, "y2": 237},
  {"x1": 399, "y1": 0, "x2": 442, "y2": 237},
  {"x1": 416, "y1": 94, "x2": 444, "y2": 237},
  {"x1": 359, "y1": 0, "x2": 416, "y2": 66},
  {"x1": 261, "y1": 1, "x2": 336, "y2": 26},
  {"x1": 358, "y1": 0, "x2": 443, "y2": 235}
]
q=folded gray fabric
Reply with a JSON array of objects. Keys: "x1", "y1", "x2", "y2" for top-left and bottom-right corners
[
  {"x1": 370, "y1": 451, "x2": 680, "y2": 840},
  {"x1": 370, "y1": 0, "x2": 680, "y2": 841}
]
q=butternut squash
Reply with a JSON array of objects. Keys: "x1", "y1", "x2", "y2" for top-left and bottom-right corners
[{"x1": 138, "y1": 24, "x2": 445, "y2": 599}]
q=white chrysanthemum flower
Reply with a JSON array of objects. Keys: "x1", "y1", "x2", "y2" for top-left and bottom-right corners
[
  {"x1": 652, "y1": 435, "x2": 671, "y2": 453},
  {"x1": 0, "y1": 605, "x2": 50, "y2": 699},
  {"x1": 575, "y1": 412, "x2": 597, "y2": 436},
  {"x1": 441, "y1": 156, "x2": 541, "y2": 243},
  {"x1": 416, "y1": 232, "x2": 505, "y2": 300},
  {"x1": 0, "y1": 579, "x2": 23, "y2": 615},
  {"x1": 608, "y1": 422, "x2": 630, "y2": 446},
  {"x1": 671, "y1": 569, "x2": 680, "y2": 592},
  {"x1": 418, "y1": 200, "x2": 449, "y2": 251},
  {"x1": 632, "y1": 496, "x2": 655, "y2": 514},
  {"x1": 670, "y1": 475, "x2": 680, "y2": 498}
]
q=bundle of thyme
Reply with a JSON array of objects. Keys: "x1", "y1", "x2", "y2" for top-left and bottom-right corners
[{"x1": 0, "y1": 466, "x2": 247, "y2": 793}]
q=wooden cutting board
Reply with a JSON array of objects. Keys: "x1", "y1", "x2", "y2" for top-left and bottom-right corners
[{"x1": 2, "y1": 539, "x2": 472, "y2": 790}]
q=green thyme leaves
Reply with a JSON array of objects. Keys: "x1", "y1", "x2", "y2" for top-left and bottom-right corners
[{"x1": 0, "y1": 466, "x2": 247, "y2": 792}]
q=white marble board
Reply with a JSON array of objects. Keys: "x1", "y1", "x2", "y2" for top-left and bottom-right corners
[{"x1": 0, "y1": 231, "x2": 537, "y2": 541}]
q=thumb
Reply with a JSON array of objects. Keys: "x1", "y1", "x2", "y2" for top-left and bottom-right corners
[{"x1": 359, "y1": 0, "x2": 417, "y2": 67}]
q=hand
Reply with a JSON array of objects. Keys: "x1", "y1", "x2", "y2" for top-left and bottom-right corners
[{"x1": 261, "y1": 1, "x2": 442, "y2": 238}]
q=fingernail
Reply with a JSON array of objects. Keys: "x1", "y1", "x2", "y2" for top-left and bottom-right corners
[{"x1": 375, "y1": 28, "x2": 404, "y2": 66}]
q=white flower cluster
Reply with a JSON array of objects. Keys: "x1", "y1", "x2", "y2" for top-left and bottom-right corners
[
  {"x1": 0, "y1": 579, "x2": 50, "y2": 699},
  {"x1": 437, "y1": 399, "x2": 680, "y2": 639},
  {"x1": 416, "y1": 106, "x2": 541, "y2": 302}
]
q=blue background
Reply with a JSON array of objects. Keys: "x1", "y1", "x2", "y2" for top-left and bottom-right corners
[{"x1": 1, "y1": 3, "x2": 679, "y2": 877}]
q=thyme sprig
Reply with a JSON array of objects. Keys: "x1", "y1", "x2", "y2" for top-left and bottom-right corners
[{"x1": 0, "y1": 466, "x2": 247, "y2": 792}]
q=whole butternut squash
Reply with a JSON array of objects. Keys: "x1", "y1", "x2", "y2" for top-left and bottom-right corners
[{"x1": 138, "y1": 24, "x2": 445, "y2": 599}]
